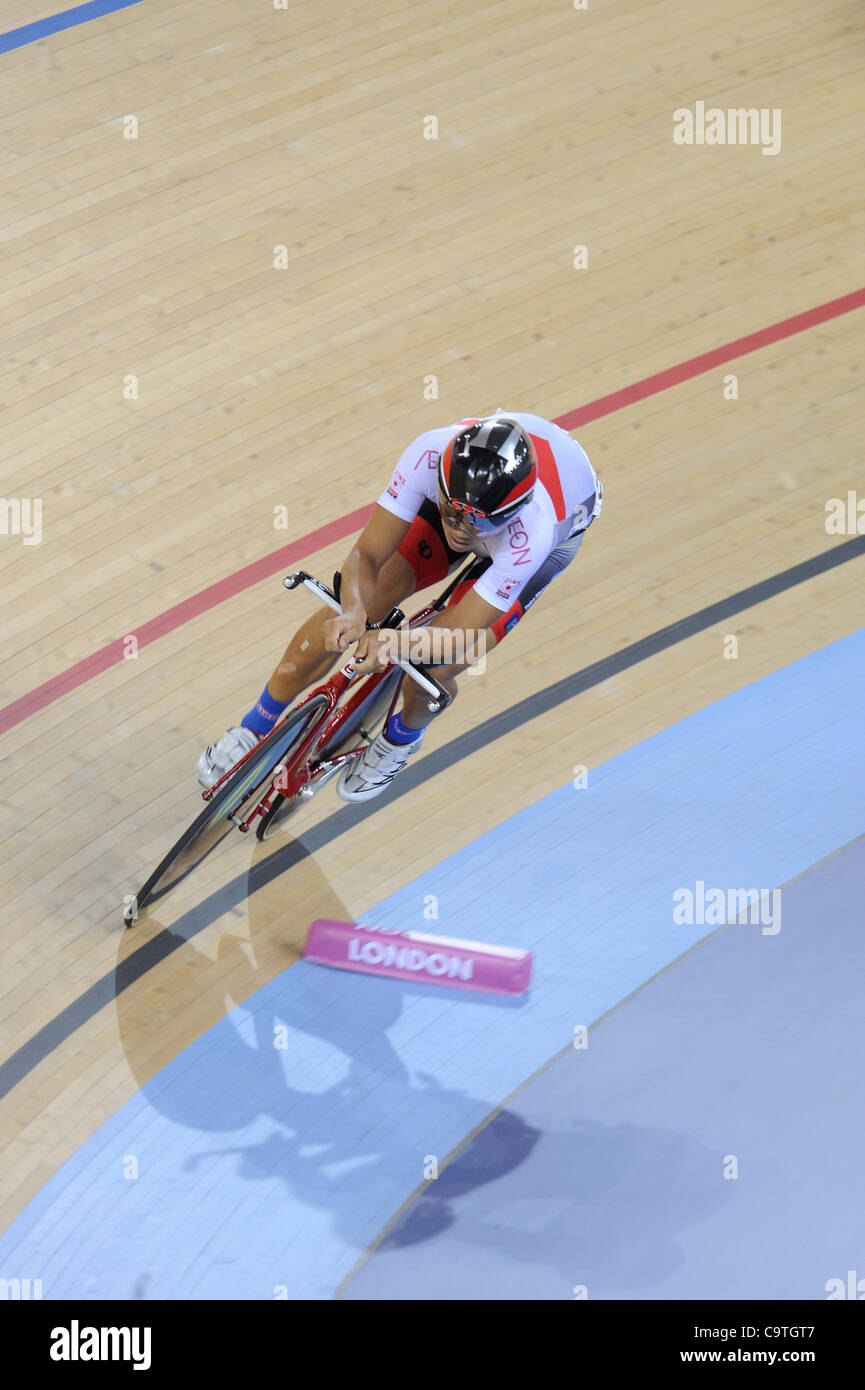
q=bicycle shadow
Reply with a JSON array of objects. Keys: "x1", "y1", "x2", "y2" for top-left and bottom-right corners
[
  {"x1": 114, "y1": 831, "x2": 541, "y2": 1258},
  {"x1": 356, "y1": 1114, "x2": 730, "y2": 1296},
  {"x1": 113, "y1": 830, "x2": 730, "y2": 1290}
]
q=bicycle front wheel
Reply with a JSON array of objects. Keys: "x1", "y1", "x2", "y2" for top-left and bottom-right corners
[{"x1": 124, "y1": 695, "x2": 329, "y2": 925}]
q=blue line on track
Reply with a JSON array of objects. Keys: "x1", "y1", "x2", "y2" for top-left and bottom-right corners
[{"x1": 0, "y1": 0, "x2": 142, "y2": 55}]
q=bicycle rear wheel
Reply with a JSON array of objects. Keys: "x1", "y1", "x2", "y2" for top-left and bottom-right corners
[{"x1": 124, "y1": 695, "x2": 329, "y2": 924}]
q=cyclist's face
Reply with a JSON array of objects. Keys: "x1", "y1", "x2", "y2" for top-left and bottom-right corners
[
  {"x1": 438, "y1": 494, "x2": 504, "y2": 548},
  {"x1": 439, "y1": 508, "x2": 480, "y2": 549}
]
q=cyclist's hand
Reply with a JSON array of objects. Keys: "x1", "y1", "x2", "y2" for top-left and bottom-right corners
[
  {"x1": 323, "y1": 609, "x2": 367, "y2": 652},
  {"x1": 353, "y1": 630, "x2": 394, "y2": 673}
]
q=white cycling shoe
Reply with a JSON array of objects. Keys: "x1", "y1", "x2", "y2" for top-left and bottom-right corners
[
  {"x1": 337, "y1": 728, "x2": 424, "y2": 803},
  {"x1": 196, "y1": 725, "x2": 261, "y2": 789}
]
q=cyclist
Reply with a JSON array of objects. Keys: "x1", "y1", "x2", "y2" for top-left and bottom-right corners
[{"x1": 197, "y1": 411, "x2": 602, "y2": 802}]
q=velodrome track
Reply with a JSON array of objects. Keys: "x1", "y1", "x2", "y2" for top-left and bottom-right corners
[{"x1": 0, "y1": 0, "x2": 863, "y2": 1300}]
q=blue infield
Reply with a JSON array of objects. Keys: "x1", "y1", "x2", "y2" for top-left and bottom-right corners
[{"x1": 0, "y1": 628, "x2": 862, "y2": 1298}]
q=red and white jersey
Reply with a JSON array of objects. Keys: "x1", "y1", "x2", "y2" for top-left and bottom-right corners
[{"x1": 376, "y1": 411, "x2": 602, "y2": 609}]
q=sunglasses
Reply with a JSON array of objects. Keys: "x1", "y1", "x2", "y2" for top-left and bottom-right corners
[{"x1": 437, "y1": 492, "x2": 509, "y2": 538}]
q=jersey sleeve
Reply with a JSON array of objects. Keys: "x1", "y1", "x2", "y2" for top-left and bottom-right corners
[{"x1": 375, "y1": 431, "x2": 444, "y2": 523}]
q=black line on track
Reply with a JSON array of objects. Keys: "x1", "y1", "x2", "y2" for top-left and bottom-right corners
[{"x1": 1, "y1": 534, "x2": 863, "y2": 1101}]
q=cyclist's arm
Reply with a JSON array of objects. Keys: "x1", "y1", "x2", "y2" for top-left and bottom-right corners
[
  {"x1": 340, "y1": 503, "x2": 410, "y2": 619},
  {"x1": 437, "y1": 587, "x2": 501, "y2": 628},
  {"x1": 355, "y1": 586, "x2": 503, "y2": 670},
  {"x1": 415, "y1": 588, "x2": 503, "y2": 663}
]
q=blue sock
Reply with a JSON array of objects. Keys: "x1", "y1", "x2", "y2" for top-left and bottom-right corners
[
  {"x1": 385, "y1": 711, "x2": 424, "y2": 745},
  {"x1": 242, "y1": 685, "x2": 288, "y2": 736}
]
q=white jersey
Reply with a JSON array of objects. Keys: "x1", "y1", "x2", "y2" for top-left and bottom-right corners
[{"x1": 376, "y1": 411, "x2": 602, "y2": 609}]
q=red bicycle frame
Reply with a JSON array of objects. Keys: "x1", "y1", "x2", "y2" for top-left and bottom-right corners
[{"x1": 199, "y1": 584, "x2": 448, "y2": 834}]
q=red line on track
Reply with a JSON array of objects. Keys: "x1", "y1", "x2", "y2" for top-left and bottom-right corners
[
  {"x1": 0, "y1": 507, "x2": 372, "y2": 736},
  {"x1": 556, "y1": 288, "x2": 865, "y2": 429},
  {"x1": 2, "y1": 287, "x2": 863, "y2": 736}
]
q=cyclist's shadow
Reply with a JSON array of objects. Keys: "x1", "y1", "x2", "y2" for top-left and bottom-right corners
[{"x1": 115, "y1": 826, "x2": 540, "y2": 1251}]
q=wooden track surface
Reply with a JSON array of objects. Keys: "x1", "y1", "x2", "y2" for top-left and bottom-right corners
[{"x1": 0, "y1": 0, "x2": 862, "y2": 1230}]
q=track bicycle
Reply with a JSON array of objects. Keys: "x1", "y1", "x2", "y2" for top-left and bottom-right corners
[{"x1": 122, "y1": 557, "x2": 483, "y2": 927}]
